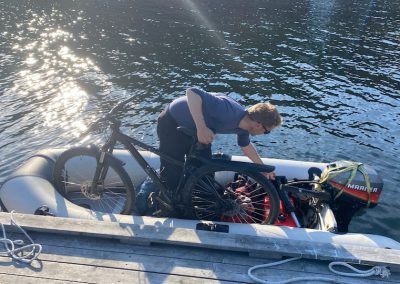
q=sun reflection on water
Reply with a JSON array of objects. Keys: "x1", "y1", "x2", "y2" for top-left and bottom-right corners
[
  {"x1": 7, "y1": 12, "x2": 103, "y2": 140},
  {"x1": 41, "y1": 82, "x2": 88, "y2": 131}
]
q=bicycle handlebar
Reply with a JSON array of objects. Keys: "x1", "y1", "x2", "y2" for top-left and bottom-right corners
[
  {"x1": 108, "y1": 96, "x2": 136, "y2": 115},
  {"x1": 79, "y1": 117, "x2": 106, "y2": 138},
  {"x1": 79, "y1": 96, "x2": 136, "y2": 138}
]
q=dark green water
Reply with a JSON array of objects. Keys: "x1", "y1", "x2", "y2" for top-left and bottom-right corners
[{"x1": 0, "y1": 0, "x2": 399, "y2": 240}]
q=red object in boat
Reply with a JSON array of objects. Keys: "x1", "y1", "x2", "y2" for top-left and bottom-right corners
[{"x1": 221, "y1": 186, "x2": 297, "y2": 227}]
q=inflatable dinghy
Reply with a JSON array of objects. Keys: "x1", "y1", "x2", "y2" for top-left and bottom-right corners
[{"x1": 1, "y1": 148, "x2": 399, "y2": 250}]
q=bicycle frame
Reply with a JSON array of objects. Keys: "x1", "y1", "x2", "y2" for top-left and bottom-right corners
[{"x1": 94, "y1": 126, "x2": 182, "y2": 197}]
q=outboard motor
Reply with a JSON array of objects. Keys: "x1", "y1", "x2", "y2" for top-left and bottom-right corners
[{"x1": 319, "y1": 161, "x2": 383, "y2": 232}]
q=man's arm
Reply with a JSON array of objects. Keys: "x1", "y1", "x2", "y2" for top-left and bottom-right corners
[
  {"x1": 241, "y1": 143, "x2": 276, "y2": 180},
  {"x1": 186, "y1": 88, "x2": 215, "y2": 144}
]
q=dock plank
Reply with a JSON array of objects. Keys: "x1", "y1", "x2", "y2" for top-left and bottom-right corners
[
  {"x1": 11, "y1": 231, "x2": 396, "y2": 283},
  {"x1": 3, "y1": 232, "x2": 399, "y2": 283},
  {"x1": 1, "y1": 213, "x2": 399, "y2": 270},
  {"x1": 39, "y1": 244, "x2": 390, "y2": 283},
  {"x1": 0, "y1": 253, "x2": 394, "y2": 284},
  {"x1": 1, "y1": 212, "x2": 399, "y2": 283},
  {"x1": 0, "y1": 256, "x2": 233, "y2": 284}
]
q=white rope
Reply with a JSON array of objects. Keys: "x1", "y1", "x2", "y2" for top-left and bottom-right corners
[
  {"x1": 0, "y1": 210, "x2": 42, "y2": 264},
  {"x1": 248, "y1": 257, "x2": 391, "y2": 284},
  {"x1": 329, "y1": 262, "x2": 391, "y2": 278}
]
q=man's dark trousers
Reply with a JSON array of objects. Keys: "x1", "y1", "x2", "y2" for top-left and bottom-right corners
[{"x1": 157, "y1": 108, "x2": 211, "y2": 192}]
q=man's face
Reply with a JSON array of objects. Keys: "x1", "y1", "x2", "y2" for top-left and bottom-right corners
[{"x1": 249, "y1": 121, "x2": 274, "y2": 136}]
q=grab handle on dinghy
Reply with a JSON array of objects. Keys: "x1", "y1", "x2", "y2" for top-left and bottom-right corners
[
  {"x1": 34, "y1": 205, "x2": 55, "y2": 217},
  {"x1": 196, "y1": 223, "x2": 229, "y2": 233}
]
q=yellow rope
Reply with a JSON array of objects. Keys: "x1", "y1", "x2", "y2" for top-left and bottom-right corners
[{"x1": 319, "y1": 161, "x2": 372, "y2": 207}]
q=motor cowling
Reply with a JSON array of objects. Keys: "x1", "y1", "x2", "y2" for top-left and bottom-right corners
[
  {"x1": 319, "y1": 161, "x2": 384, "y2": 232},
  {"x1": 320, "y1": 161, "x2": 383, "y2": 207}
]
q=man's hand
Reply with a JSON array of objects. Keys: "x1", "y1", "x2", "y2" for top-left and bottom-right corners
[
  {"x1": 262, "y1": 171, "x2": 276, "y2": 180},
  {"x1": 197, "y1": 126, "x2": 215, "y2": 144},
  {"x1": 241, "y1": 144, "x2": 275, "y2": 180}
]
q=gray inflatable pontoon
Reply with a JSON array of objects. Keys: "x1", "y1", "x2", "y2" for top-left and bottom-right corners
[{"x1": 1, "y1": 148, "x2": 399, "y2": 250}]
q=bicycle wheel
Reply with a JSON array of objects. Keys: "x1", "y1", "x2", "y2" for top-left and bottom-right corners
[
  {"x1": 53, "y1": 147, "x2": 135, "y2": 214},
  {"x1": 182, "y1": 166, "x2": 280, "y2": 224}
]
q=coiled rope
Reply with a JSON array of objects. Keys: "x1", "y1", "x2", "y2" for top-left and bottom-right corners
[
  {"x1": 0, "y1": 210, "x2": 42, "y2": 264},
  {"x1": 329, "y1": 261, "x2": 391, "y2": 278},
  {"x1": 248, "y1": 257, "x2": 391, "y2": 284}
]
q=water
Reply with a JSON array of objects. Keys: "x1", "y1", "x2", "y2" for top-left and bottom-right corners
[{"x1": 0, "y1": 0, "x2": 399, "y2": 241}]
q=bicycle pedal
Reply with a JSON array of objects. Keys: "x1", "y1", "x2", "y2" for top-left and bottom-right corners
[
  {"x1": 155, "y1": 195, "x2": 174, "y2": 211},
  {"x1": 151, "y1": 209, "x2": 163, "y2": 217},
  {"x1": 153, "y1": 206, "x2": 174, "y2": 218}
]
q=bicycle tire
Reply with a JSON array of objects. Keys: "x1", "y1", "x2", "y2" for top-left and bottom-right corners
[
  {"x1": 53, "y1": 147, "x2": 135, "y2": 215},
  {"x1": 182, "y1": 165, "x2": 280, "y2": 224}
]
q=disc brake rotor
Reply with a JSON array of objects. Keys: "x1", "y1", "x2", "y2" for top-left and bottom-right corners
[{"x1": 81, "y1": 182, "x2": 102, "y2": 200}]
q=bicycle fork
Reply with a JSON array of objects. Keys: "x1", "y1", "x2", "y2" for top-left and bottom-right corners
[
  {"x1": 89, "y1": 137, "x2": 118, "y2": 195},
  {"x1": 89, "y1": 151, "x2": 109, "y2": 196}
]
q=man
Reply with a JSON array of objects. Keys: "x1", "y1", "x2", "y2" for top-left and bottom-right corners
[{"x1": 157, "y1": 87, "x2": 282, "y2": 192}]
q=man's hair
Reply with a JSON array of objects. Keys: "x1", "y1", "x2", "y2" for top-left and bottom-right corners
[{"x1": 247, "y1": 102, "x2": 282, "y2": 128}]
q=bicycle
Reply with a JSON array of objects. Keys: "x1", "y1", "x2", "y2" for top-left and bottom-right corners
[{"x1": 53, "y1": 96, "x2": 282, "y2": 224}]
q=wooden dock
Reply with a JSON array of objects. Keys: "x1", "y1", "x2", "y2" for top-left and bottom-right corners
[{"x1": 0, "y1": 212, "x2": 399, "y2": 283}]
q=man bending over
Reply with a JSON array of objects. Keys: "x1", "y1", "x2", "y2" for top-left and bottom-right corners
[{"x1": 157, "y1": 87, "x2": 282, "y2": 192}]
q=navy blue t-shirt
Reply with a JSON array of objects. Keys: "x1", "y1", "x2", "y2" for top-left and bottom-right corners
[{"x1": 168, "y1": 87, "x2": 250, "y2": 147}]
